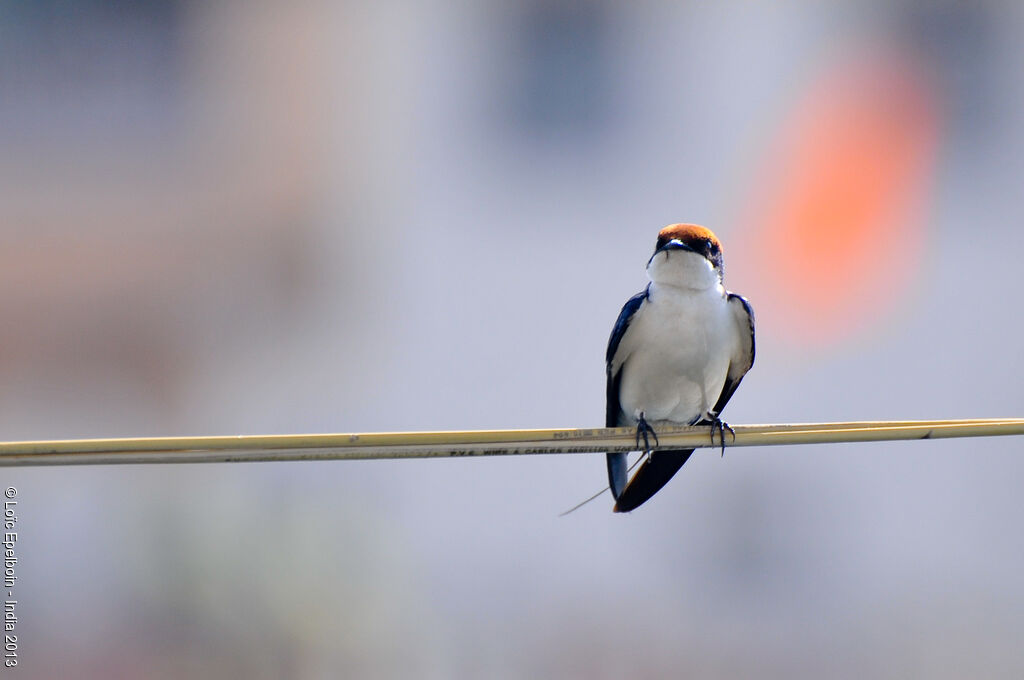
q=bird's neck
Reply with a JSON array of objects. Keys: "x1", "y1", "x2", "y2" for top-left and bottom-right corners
[
  {"x1": 647, "y1": 251, "x2": 721, "y2": 292},
  {"x1": 648, "y1": 269, "x2": 722, "y2": 295}
]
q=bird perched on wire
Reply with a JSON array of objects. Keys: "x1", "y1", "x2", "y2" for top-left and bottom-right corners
[{"x1": 606, "y1": 224, "x2": 754, "y2": 512}]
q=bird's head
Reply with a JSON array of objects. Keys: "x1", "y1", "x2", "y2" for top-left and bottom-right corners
[{"x1": 647, "y1": 223, "x2": 724, "y2": 290}]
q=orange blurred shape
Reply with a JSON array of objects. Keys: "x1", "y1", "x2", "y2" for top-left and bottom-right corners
[{"x1": 739, "y1": 53, "x2": 942, "y2": 346}]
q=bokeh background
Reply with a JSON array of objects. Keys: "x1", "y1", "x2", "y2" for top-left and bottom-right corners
[{"x1": 3, "y1": 1, "x2": 1024, "y2": 678}]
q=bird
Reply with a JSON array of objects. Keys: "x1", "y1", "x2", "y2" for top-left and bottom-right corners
[{"x1": 606, "y1": 224, "x2": 754, "y2": 512}]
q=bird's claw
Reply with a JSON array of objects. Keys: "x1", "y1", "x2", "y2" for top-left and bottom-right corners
[
  {"x1": 708, "y1": 416, "x2": 735, "y2": 457},
  {"x1": 635, "y1": 412, "x2": 659, "y2": 457}
]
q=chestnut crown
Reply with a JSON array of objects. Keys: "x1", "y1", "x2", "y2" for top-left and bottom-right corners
[{"x1": 654, "y1": 223, "x2": 723, "y2": 271}]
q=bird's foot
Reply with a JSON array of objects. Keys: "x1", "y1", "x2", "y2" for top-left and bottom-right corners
[
  {"x1": 635, "y1": 412, "x2": 659, "y2": 457},
  {"x1": 708, "y1": 415, "x2": 735, "y2": 457}
]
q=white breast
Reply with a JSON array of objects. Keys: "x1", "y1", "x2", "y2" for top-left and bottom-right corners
[{"x1": 614, "y1": 281, "x2": 737, "y2": 426}]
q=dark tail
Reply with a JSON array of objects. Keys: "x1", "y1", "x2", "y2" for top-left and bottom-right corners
[
  {"x1": 613, "y1": 449, "x2": 693, "y2": 513},
  {"x1": 606, "y1": 452, "x2": 628, "y2": 500}
]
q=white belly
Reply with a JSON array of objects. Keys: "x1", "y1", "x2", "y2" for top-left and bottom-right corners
[{"x1": 615, "y1": 284, "x2": 736, "y2": 426}]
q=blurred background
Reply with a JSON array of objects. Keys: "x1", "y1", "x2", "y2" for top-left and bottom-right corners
[{"x1": 3, "y1": 1, "x2": 1024, "y2": 677}]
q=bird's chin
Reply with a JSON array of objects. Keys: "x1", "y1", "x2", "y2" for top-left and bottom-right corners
[{"x1": 648, "y1": 253, "x2": 718, "y2": 290}]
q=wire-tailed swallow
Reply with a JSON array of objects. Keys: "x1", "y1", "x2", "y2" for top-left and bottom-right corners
[{"x1": 606, "y1": 224, "x2": 755, "y2": 512}]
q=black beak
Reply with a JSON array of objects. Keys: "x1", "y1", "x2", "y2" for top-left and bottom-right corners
[
  {"x1": 657, "y1": 239, "x2": 695, "y2": 255},
  {"x1": 648, "y1": 239, "x2": 695, "y2": 267}
]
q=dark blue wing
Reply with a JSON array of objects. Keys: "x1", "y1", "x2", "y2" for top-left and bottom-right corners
[
  {"x1": 709, "y1": 292, "x2": 755, "y2": 417},
  {"x1": 606, "y1": 288, "x2": 647, "y2": 499}
]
